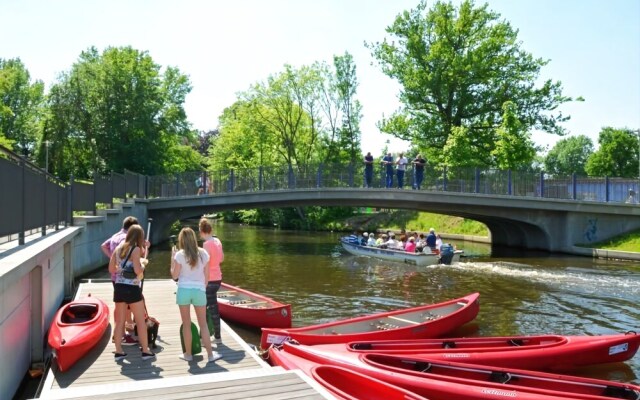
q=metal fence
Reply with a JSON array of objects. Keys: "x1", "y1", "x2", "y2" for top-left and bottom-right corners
[
  {"x1": 0, "y1": 146, "x2": 147, "y2": 245},
  {"x1": 2, "y1": 143, "x2": 639, "y2": 245}
]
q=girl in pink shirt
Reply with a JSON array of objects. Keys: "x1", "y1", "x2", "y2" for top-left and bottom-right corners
[
  {"x1": 199, "y1": 217, "x2": 224, "y2": 343},
  {"x1": 405, "y1": 237, "x2": 417, "y2": 253}
]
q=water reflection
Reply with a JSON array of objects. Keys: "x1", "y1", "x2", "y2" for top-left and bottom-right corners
[{"x1": 83, "y1": 221, "x2": 639, "y2": 383}]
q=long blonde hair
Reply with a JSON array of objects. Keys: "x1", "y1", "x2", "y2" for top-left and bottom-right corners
[
  {"x1": 178, "y1": 227, "x2": 201, "y2": 268},
  {"x1": 118, "y1": 224, "x2": 144, "y2": 259}
]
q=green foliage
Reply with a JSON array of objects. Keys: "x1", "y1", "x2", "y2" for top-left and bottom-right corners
[
  {"x1": 544, "y1": 135, "x2": 594, "y2": 177},
  {"x1": 585, "y1": 127, "x2": 639, "y2": 178},
  {"x1": 0, "y1": 58, "x2": 44, "y2": 158},
  {"x1": 42, "y1": 46, "x2": 199, "y2": 179},
  {"x1": 579, "y1": 228, "x2": 640, "y2": 252},
  {"x1": 383, "y1": 210, "x2": 489, "y2": 236},
  {"x1": 492, "y1": 101, "x2": 536, "y2": 170},
  {"x1": 368, "y1": 0, "x2": 574, "y2": 166}
]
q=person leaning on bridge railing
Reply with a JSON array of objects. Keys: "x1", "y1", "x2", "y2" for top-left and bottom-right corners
[
  {"x1": 363, "y1": 152, "x2": 374, "y2": 188},
  {"x1": 627, "y1": 188, "x2": 637, "y2": 204}
]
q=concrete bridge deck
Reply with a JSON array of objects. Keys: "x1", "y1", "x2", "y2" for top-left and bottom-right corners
[{"x1": 37, "y1": 280, "x2": 333, "y2": 399}]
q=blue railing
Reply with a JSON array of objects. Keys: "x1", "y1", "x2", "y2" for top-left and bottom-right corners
[
  {"x1": 147, "y1": 164, "x2": 640, "y2": 204},
  {"x1": 2, "y1": 140, "x2": 639, "y2": 247}
]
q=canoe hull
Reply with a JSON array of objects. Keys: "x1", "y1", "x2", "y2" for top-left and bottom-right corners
[
  {"x1": 340, "y1": 240, "x2": 462, "y2": 266},
  {"x1": 47, "y1": 296, "x2": 109, "y2": 372},
  {"x1": 269, "y1": 346, "x2": 428, "y2": 400},
  {"x1": 261, "y1": 292, "x2": 479, "y2": 349},
  {"x1": 280, "y1": 342, "x2": 640, "y2": 400},
  {"x1": 218, "y1": 282, "x2": 291, "y2": 329},
  {"x1": 300, "y1": 332, "x2": 640, "y2": 372}
]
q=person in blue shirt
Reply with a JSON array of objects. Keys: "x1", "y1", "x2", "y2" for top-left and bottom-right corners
[
  {"x1": 382, "y1": 152, "x2": 394, "y2": 188},
  {"x1": 426, "y1": 228, "x2": 437, "y2": 251}
]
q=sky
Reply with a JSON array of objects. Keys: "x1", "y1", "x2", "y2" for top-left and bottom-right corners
[{"x1": 2, "y1": 0, "x2": 639, "y2": 154}]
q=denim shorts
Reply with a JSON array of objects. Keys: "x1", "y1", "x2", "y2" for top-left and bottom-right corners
[{"x1": 176, "y1": 287, "x2": 206, "y2": 306}]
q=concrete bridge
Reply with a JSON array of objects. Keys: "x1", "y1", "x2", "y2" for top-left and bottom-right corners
[{"x1": 147, "y1": 188, "x2": 640, "y2": 254}]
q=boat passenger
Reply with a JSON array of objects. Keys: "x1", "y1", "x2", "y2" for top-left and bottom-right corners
[
  {"x1": 386, "y1": 233, "x2": 400, "y2": 250},
  {"x1": 426, "y1": 228, "x2": 437, "y2": 250},
  {"x1": 346, "y1": 232, "x2": 359, "y2": 244},
  {"x1": 435, "y1": 234, "x2": 443, "y2": 252},
  {"x1": 405, "y1": 236, "x2": 416, "y2": 253},
  {"x1": 377, "y1": 234, "x2": 388, "y2": 248},
  {"x1": 367, "y1": 232, "x2": 377, "y2": 247},
  {"x1": 361, "y1": 232, "x2": 369, "y2": 246},
  {"x1": 416, "y1": 233, "x2": 427, "y2": 252}
]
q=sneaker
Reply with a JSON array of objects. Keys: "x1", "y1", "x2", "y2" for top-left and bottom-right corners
[
  {"x1": 114, "y1": 352, "x2": 127, "y2": 361},
  {"x1": 179, "y1": 353, "x2": 193, "y2": 361},
  {"x1": 121, "y1": 334, "x2": 138, "y2": 346},
  {"x1": 141, "y1": 352, "x2": 156, "y2": 361},
  {"x1": 213, "y1": 337, "x2": 222, "y2": 345},
  {"x1": 208, "y1": 351, "x2": 222, "y2": 363}
]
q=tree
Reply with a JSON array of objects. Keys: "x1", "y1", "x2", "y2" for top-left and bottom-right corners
[
  {"x1": 368, "y1": 0, "x2": 576, "y2": 165},
  {"x1": 244, "y1": 64, "x2": 323, "y2": 170},
  {"x1": 491, "y1": 101, "x2": 536, "y2": 170},
  {"x1": 0, "y1": 58, "x2": 44, "y2": 158},
  {"x1": 544, "y1": 135, "x2": 593, "y2": 177},
  {"x1": 585, "y1": 127, "x2": 638, "y2": 178},
  {"x1": 43, "y1": 46, "x2": 199, "y2": 179},
  {"x1": 333, "y1": 53, "x2": 363, "y2": 165}
]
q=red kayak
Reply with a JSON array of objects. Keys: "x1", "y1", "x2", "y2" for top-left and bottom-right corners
[
  {"x1": 47, "y1": 296, "x2": 109, "y2": 372},
  {"x1": 261, "y1": 292, "x2": 479, "y2": 349},
  {"x1": 279, "y1": 342, "x2": 640, "y2": 400},
  {"x1": 269, "y1": 346, "x2": 427, "y2": 400},
  {"x1": 303, "y1": 331, "x2": 640, "y2": 372},
  {"x1": 218, "y1": 282, "x2": 291, "y2": 329}
]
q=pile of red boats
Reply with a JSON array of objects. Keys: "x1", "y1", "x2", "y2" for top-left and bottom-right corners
[{"x1": 257, "y1": 292, "x2": 640, "y2": 400}]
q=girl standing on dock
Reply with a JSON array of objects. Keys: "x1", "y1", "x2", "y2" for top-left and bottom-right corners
[
  {"x1": 109, "y1": 224, "x2": 156, "y2": 361},
  {"x1": 199, "y1": 218, "x2": 224, "y2": 344},
  {"x1": 171, "y1": 227, "x2": 222, "y2": 362}
]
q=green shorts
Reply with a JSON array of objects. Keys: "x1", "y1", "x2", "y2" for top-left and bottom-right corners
[{"x1": 176, "y1": 287, "x2": 206, "y2": 306}]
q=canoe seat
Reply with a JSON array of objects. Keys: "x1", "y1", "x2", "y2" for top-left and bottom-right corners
[
  {"x1": 602, "y1": 385, "x2": 640, "y2": 399},
  {"x1": 388, "y1": 316, "x2": 419, "y2": 325},
  {"x1": 489, "y1": 371, "x2": 513, "y2": 384},
  {"x1": 62, "y1": 304, "x2": 97, "y2": 324}
]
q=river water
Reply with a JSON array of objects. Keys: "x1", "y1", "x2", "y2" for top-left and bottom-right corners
[{"x1": 87, "y1": 221, "x2": 640, "y2": 384}]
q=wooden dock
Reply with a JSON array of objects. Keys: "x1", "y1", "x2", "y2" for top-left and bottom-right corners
[{"x1": 37, "y1": 280, "x2": 334, "y2": 399}]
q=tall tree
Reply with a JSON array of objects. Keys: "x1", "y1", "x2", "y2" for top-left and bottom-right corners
[
  {"x1": 544, "y1": 135, "x2": 594, "y2": 177},
  {"x1": 585, "y1": 127, "x2": 638, "y2": 178},
  {"x1": 368, "y1": 0, "x2": 576, "y2": 165},
  {"x1": 244, "y1": 64, "x2": 323, "y2": 170},
  {"x1": 43, "y1": 46, "x2": 199, "y2": 179},
  {"x1": 333, "y1": 53, "x2": 363, "y2": 165},
  {"x1": 0, "y1": 58, "x2": 44, "y2": 158}
]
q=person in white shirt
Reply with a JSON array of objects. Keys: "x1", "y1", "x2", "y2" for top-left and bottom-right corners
[
  {"x1": 395, "y1": 153, "x2": 408, "y2": 189},
  {"x1": 367, "y1": 232, "x2": 377, "y2": 246},
  {"x1": 171, "y1": 227, "x2": 222, "y2": 363},
  {"x1": 435, "y1": 234, "x2": 443, "y2": 252}
]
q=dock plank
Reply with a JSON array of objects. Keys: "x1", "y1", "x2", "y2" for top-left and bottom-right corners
[{"x1": 39, "y1": 280, "x2": 333, "y2": 399}]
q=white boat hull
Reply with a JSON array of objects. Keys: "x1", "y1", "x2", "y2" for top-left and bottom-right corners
[{"x1": 340, "y1": 240, "x2": 462, "y2": 266}]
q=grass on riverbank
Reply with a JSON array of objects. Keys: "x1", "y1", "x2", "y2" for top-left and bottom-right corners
[
  {"x1": 581, "y1": 229, "x2": 640, "y2": 252},
  {"x1": 341, "y1": 210, "x2": 489, "y2": 237}
]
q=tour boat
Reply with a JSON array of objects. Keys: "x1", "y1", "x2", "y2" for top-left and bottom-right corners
[
  {"x1": 278, "y1": 342, "x2": 640, "y2": 400},
  {"x1": 269, "y1": 346, "x2": 427, "y2": 400},
  {"x1": 218, "y1": 282, "x2": 292, "y2": 328},
  {"x1": 289, "y1": 331, "x2": 640, "y2": 372},
  {"x1": 260, "y1": 292, "x2": 479, "y2": 349},
  {"x1": 47, "y1": 296, "x2": 109, "y2": 372},
  {"x1": 340, "y1": 237, "x2": 463, "y2": 266}
]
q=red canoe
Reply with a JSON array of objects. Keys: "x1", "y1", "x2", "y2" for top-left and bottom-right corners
[
  {"x1": 261, "y1": 292, "x2": 479, "y2": 349},
  {"x1": 47, "y1": 296, "x2": 109, "y2": 372},
  {"x1": 279, "y1": 342, "x2": 640, "y2": 400},
  {"x1": 269, "y1": 346, "x2": 427, "y2": 400},
  {"x1": 303, "y1": 331, "x2": 640, "y2": 372},
  {"x1": 218, "y1": 282, "x2": 292, "y2": 329}
]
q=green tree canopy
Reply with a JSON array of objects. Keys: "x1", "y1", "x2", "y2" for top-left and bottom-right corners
[
  {"x1": 0, "y1": 58, "x2": 44, "y2": 158},
  {"x1": 368, "y1": 0, "x2": 576, "y2": 166},
  {"x1": 544, "y1": 135, "x2": 593, "y2": 177},
  {"x1": 585, "y1": 127, "x2": 638, "y2": 178},
  {"x1": 43, "y1": 46, "x2": 199, "y2": 179}
]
